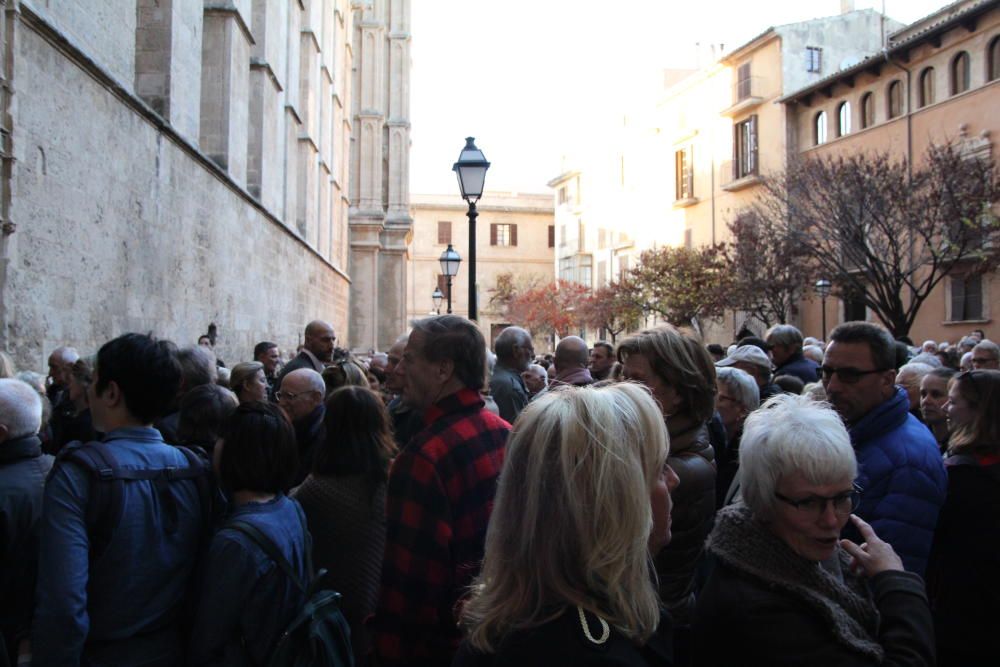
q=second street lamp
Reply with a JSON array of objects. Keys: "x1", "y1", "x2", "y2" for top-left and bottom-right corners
[
  {"x1": 452, "y1": 137, "x2": 490, "y2": 321},
  {"x1": 431, "y1": 287, "x2": 444, "y2": 315},
  {"x1": 815, "y1": 278, "x2": 832, "y2": 341},
  {"x1": 439, "y1": 244, "x2": 462, "y2": 314}
]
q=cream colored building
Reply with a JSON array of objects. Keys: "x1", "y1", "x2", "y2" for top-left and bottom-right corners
[
  {"x1": 549, "y1": 8, "x2": 899, "y2": 343},
  {"x1": 407, "y1": 192, "x2": 554, "y2": 348},
  {"x1": 0, "y1": 0, "x2": 409, "y2": 369}
]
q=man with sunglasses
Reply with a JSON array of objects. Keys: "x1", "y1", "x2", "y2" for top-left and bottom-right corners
[{"x1": 821, "y1": 321, "x2": 946, "y2": 576}]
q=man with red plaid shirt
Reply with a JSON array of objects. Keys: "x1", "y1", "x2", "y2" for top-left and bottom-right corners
[{"x1": 374, "y1": 315, "x2": 510, "y2": 666}]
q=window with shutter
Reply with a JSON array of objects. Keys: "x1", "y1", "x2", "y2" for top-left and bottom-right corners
[
  {"x1": 548, "y1": 225, "x2": 555, "y2": 248},
  {"x1": 437, "y1": 221, "x2": 452, "y2": 244},
  {"x1": 491, "y1": 224, "x2": 514, "y2": 247},
  {"x1": 734, "y1": 116, "x2": 758, "y2": 179},
  {"x1": 737, "y1": 63, "x2": 752, "y2": 100},
  {"x1": 674, "y1": 147, "x2": 693, "y2": 200},
  {"x1": 510, "y1": 224, "x2": 518, "y2": 247},
  {"x1": 806, "y1": 47, "x2": 822, "y2": 73},
  {"x1": 951, "y1": 274, "x2": 984, "y2": 321}
]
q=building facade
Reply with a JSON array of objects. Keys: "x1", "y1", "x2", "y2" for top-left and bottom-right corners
[
  {"x1": 349, "y1": 0, "x2": 411, "y2": 353},
  {"x1": 407, "y1": 192, "x2": 554, "y2": 349},
  {"x1": 782, "y1": 0, "x2": 1000, "y2": 343},
  {"x1": 0, "y1": 0, "x2": 409, "y2": 370}
]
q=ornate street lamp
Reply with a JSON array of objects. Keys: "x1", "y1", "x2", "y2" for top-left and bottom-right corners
[
  {"x1": 431, "y1": 287, "x2": 444, "y2": 315},
  {"x1": 439, "y1": 244, "x2": 462, "y2": 314},
  {"x1": 452, "y1": 137, "x2": 490, "y2": 321},
  {"x1": 815, "y1": 279, "x2": 832, "y2": 340}
]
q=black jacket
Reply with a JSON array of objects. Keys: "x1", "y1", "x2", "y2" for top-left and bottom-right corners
[
  {"x1": 774, "y1": 351, "x2": 820, "y2": 384},
  {"x1": 926, "y1": 454, "x2": 1000, "y2": 666},
  {"x1": 292, "y1": 405, "x2": 326, "y2": 487},
  {"x1": 0, "y1": 435, "x2": 54, "y2": 663},
  {"x1": 453, "y1": 607, "x2": 673, "y2": 667}
]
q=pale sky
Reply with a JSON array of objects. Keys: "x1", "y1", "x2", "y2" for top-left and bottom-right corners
[{"x1": 410, "y1": 0, "x2": 952, "y2": 196}]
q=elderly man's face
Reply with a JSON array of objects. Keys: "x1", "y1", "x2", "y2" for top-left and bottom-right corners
[
  {"x1": 521, "y1": 367, "x2": 547, "y2": 395},
  {"x1": 396, "y1": 330, "x2": 449, "y2": 410},
  {"x1": 48, "y1": 354, "x2": 73, "y2": 387},
  {"x1": 277, "y1": 374, "x2": 323, "y2": 422},
  {"x1": 305, "y1": 324, "x2": 337, "y2": 362},
  {"x1": 972, "y1": 349, "x2": 999, "y2": 370},
  {"x1": 768, "y1": 342, "x2": 793, "y2": 368},
  {"x1": 716, "y1": 380, "x2": 748, "y2": 437},
  {"x1": 920, "y1": 374, "x2": 949, "y2": 426},
  {"x1": 894, "y1": 369, "x2": 921, "y2": 411},
  {"x1": 384, "y1": 340, "x2": 407, "y2": 393}
]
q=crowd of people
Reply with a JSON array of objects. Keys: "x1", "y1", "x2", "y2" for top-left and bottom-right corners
[{"x1": 0, "y1": 315, "x2": 997, "y2": 666}]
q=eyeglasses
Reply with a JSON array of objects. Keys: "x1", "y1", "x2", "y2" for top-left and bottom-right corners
[
  {"x1": 275, "y1": 389, "x2": 317, "y2": 402},
  {"x1": 820, "y1": 365, "x2": 889, "y2": 384},
  {"x1": 775, "y1": 485, "x2": 861, "y2": 518}
]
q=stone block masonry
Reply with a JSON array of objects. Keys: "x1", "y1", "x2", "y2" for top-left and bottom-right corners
[{"x1": 5, "y1": 10, "x2": 349, "y2": 370}]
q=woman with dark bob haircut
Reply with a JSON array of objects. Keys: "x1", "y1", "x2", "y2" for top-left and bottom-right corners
[
  {"x1": 926, "y1": 369, "x2": 1000, "y2": 666},
  {"x1": 189, "y1": 402, "x2": 310, "y2": 665},
  {"x1": 616, "y1": 325, "x2": 717, "y2": 636},
  {"x1": 293, "y1": 386, "x2": 396, "y2": 665}
]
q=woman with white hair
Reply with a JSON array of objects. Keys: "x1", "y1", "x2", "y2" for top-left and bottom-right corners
[
  {"x1": 455, "y1": 383, "x2": 678, "y2": 666},
  {"x1": 714, "y1": 367, "x2": 759, "y2": 507},
  {"x1": 693, "y1": 394, "x2": 934, "y2": 666}
]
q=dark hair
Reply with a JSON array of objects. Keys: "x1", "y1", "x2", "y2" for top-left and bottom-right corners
[
  {"x1": 948, "y1": 370, "x2": 1000, "y2": 456},
  {"x1": 315, "y1": 387, "x2": 396, "y2": 489},
  {"x1": 368, "y1": 365, "x2": 386, "y2": 384},
  {"x1": 321, "y1": 357, "x2": 369, "y2": 396},
  {"x1": 178, "y1": 384, "x2": 238, "y2": 451},
  {"x1": 927, "y1": 367, "x2": 958, "y2": 382},
  {"x1": 616, "y1": 325, "x2": 717, "y2": 423},
  {"x1": 736, "y1": 336, "x2": 771, "y2": 352},
  {"x1": 936, "y1": 348, "x2": 960, "y2": 370},
  {"x1": 254, "y1": 341, "x2": 277, "y2": 359},
  {"x1": 828, "y1": 321, "x2": 896, "y2": 371},
  {"x1": 95, "y1": 333, "x2": 181, "y2": 423},
  {"x1": 217, "y1": 402, "x2": 298, "y2": 493},
  {"x1": 773, "y1": 374, "x2": 805, "y2": 395},
  {"x1": 410, "y1": 315, "x2": 487, "y2": 391},
  {"x1": 176, "y1": 346, "x2": 216, "y2": 390},
  {"x1": 706, "y1": 343, "x2": 725, "y2": 357},
  {"x1": 893, "y1": 341, "x2": 911, "y2": 370},
  {"x1": 593, "y1": 341, "x2": 614, "y2": 357},
  {"x1": 198, "y1": 335, "x2": 212, "y2": 345}
]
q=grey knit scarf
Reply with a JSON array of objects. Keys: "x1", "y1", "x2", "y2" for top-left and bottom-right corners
[{"x1": 708, "y1": 504, "x2": 885, "y2": 663}]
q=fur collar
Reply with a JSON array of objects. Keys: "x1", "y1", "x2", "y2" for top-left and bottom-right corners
[{"x1": 708, "y1": 504, "x2": 884, "y2": 662}]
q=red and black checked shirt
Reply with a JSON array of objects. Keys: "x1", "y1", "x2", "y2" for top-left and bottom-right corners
[{"x1": 373, "y1": 388, "x2": 509, "y2": 666}]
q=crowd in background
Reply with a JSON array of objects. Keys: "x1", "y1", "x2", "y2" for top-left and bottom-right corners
[{"x1": 0, "y1": 315, "x2": 997, "y2": 666}]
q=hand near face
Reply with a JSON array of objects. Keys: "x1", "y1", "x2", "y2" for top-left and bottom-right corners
[{"x1": 839, "y1": 514, "x2": 903, "y2": 577}]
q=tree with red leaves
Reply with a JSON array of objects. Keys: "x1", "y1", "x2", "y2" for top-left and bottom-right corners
[
  {"x1": 628, "y1": 245, "x2": 735, "y2": 331},
  {"x1": 507, "y1": 280, "x2": 590, "y2": 338},
  {"x1": 579, "y1": 281, "x2": 644, "y2": 343}
]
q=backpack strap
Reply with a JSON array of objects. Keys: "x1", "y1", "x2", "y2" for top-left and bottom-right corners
[
  {"x1": 59, "y1": 441, "x2": 124, "y2": 560},
  {"x1": 228, "y1": 519, "x2": 308, "y2": 594}
]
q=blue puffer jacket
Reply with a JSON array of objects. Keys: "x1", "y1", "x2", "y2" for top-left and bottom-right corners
[{"x1": 842, "y1": 387, "x2": 947, "y2": 577}]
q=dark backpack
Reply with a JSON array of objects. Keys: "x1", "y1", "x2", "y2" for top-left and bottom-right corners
[
  {"x1": 228, "y1": 508, "x2": 354, "y2": 667},
  {"x1": 56, "y1": 439, "x2": 215, "y2": 561}
]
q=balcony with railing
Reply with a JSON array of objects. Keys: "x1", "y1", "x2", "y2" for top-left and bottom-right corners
[{"x1": 721, "y1": 75, "x2": 768, "y2": 117}]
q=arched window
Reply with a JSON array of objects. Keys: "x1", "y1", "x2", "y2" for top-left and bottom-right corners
[
  {"x1": 837, "y1": 101, "x2": 851, "y2": 137},
  {"x1": 860, "y1": 92, "x2": 875, "y2": 128},
  {"x1": 815, "y1": 111, "x2": 828, "y2": 146},
  {"x1": 918, "y1": 67, "x2": 935, "y2": 107},
  {"x1": 887, "y1": 80, "x2": 903, "y2": 119},
  {"x1": 988, "y1": 36, "x2": 1000, "y2": 82},
  {"x1": 951, "y1": 51, "x2": 970, "y2": 95}
]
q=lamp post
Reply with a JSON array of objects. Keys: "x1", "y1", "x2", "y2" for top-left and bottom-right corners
[
  {"x1": 452, "y1": 137, "x2": 490, "y2": 321},
  {"x1": 815, "y1": 279, "x2": 832, "y2": 341},
  {"x1": 439, "y1": 244, "x2": 462, "y2": 314},
  {"x1": 431, "y1": 287, "x2": 444, "y2": 315}
]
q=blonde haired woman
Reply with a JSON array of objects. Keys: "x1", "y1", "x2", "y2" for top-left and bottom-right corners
[{"x1": 455, "y1": 383, "x2": 679, "y2": 666}]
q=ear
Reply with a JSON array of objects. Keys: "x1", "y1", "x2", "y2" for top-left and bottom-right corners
[
  {"x1": 437, "y1": 357, "x2": 456, "y2": 383},
  {"x1": 101, "y1": 379, "x2": 125, "y2": 410}
]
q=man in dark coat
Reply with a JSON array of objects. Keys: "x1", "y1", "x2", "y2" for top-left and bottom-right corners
[
  {"x1": 551, "y1": 336, "x2": 595, "y2": 388},
  {"x1": 766, "y1": 324, "x2": 821, "y2": 384},
  {"x1": 275, "y1": 320, "x2": 337, "y2": 391},
  {"x1": 0, "y1": 379, "x2": 53, "y2": 665},
  {"x1": 489, "y1": 327, "x2": 533, "y2": 424},
  {"x1": 276, "y1": 368, "x2": 326, "y2": 486}
]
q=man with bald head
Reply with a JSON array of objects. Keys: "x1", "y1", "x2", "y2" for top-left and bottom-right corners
[
  {"x1": 551, "y1": 336, "x2": 595, "y2": 387},
  {"x1": 46, "y1": 346, "x2": 79, "y2": 408},
  {"x1": 490, "y1": 326, "x2": 533, "y2": 423},
  {"x1": 275, "y1": 320, "x2": 337, "y2": 391},
  {"x1": 276, "y1": 368, "x2": 326, "y2": 485}
]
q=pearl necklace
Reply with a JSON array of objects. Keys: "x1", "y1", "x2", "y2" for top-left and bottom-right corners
[{"x1": 576, "y1": 606, "x2": 611, "y2": 644}]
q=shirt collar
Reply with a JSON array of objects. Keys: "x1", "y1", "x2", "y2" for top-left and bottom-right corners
[
  {"x1": 423, "y1": 387, "x2": 485, "y2": 426},
  {"x1": 0, "y1": 433, "x2": 43, "y2": 462},
  {"x1": 102, "y1": 426, "x2": 165, "y2": 443},
  {"x1": 301, "y1": 348, "x2": 325, "y2": 372}
]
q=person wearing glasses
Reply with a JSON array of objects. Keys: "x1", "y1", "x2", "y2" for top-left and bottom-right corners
[
  {"x1": 970, "y1": 339, "x2": 1000, "y2": 370},
  {"x1": 694, "y1": 394, "x2": 935, "y2": 666},
  {"x1": 821, "y1": 322, "x2": 946, "y2": 577},
  {"x1": 275, "y1": 368, "x2": 326, "y2": 486},
  {"x1": 926, "y1": 369, "x2": 1000, "y2": 666}
]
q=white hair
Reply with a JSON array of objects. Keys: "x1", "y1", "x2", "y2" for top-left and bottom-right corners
[
  {"x1": 961, "y1": 351, "x2": 974, "y2": 370},
  {"x1": 802, "y1": 344, "x2": 824, "y2": 365},
  {"x1": 896, "y1": 363, "x2": 935, "y2": 393},
  {"x1": 921, "y1": 340, "x2": 937, "y2": 352},
  {"x1": 0, "y1": 378, "x2": 43, "y2": 438},
  {"x1": 739, "y1": 393, "x2": 856, "y2": 519},
  {"x1": 716, "y1": 367, "x2": 760, "y2": 412},
  {"x1": 909, "y1": 352, "x2": 942, "y2": 368}
]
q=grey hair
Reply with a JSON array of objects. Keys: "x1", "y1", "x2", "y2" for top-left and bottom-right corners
[
  {"x1": 0, "y1": 378, "x2": 43, "y2": 438},
  {"x1": 177, "y1": 345, "x2": 217, "y2": 389},
  {"x1": 716, "y1": 367, "x2": 760, "y2": 412},
  {"x1": 974, "y1": 339, "x2": 1000, "y2": 360},
  {"x1": 739, "y1": 393, "x2": 856, "y2": 520},
  {"x1": 494, "y1": 327, "x2": 530, "y2": 363},
  {"x1": 802, "y1": 344, "x2": 824, "y2": 365},
  {"x1": 896, "y1": 363, "x2": 935, "y2": 393},
  {"x1": 910, "y1": 352, "x2": 943, "y2": 368},
  {"x1": 765, "y1": 324, "x2": 803, "y2": 350}
]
